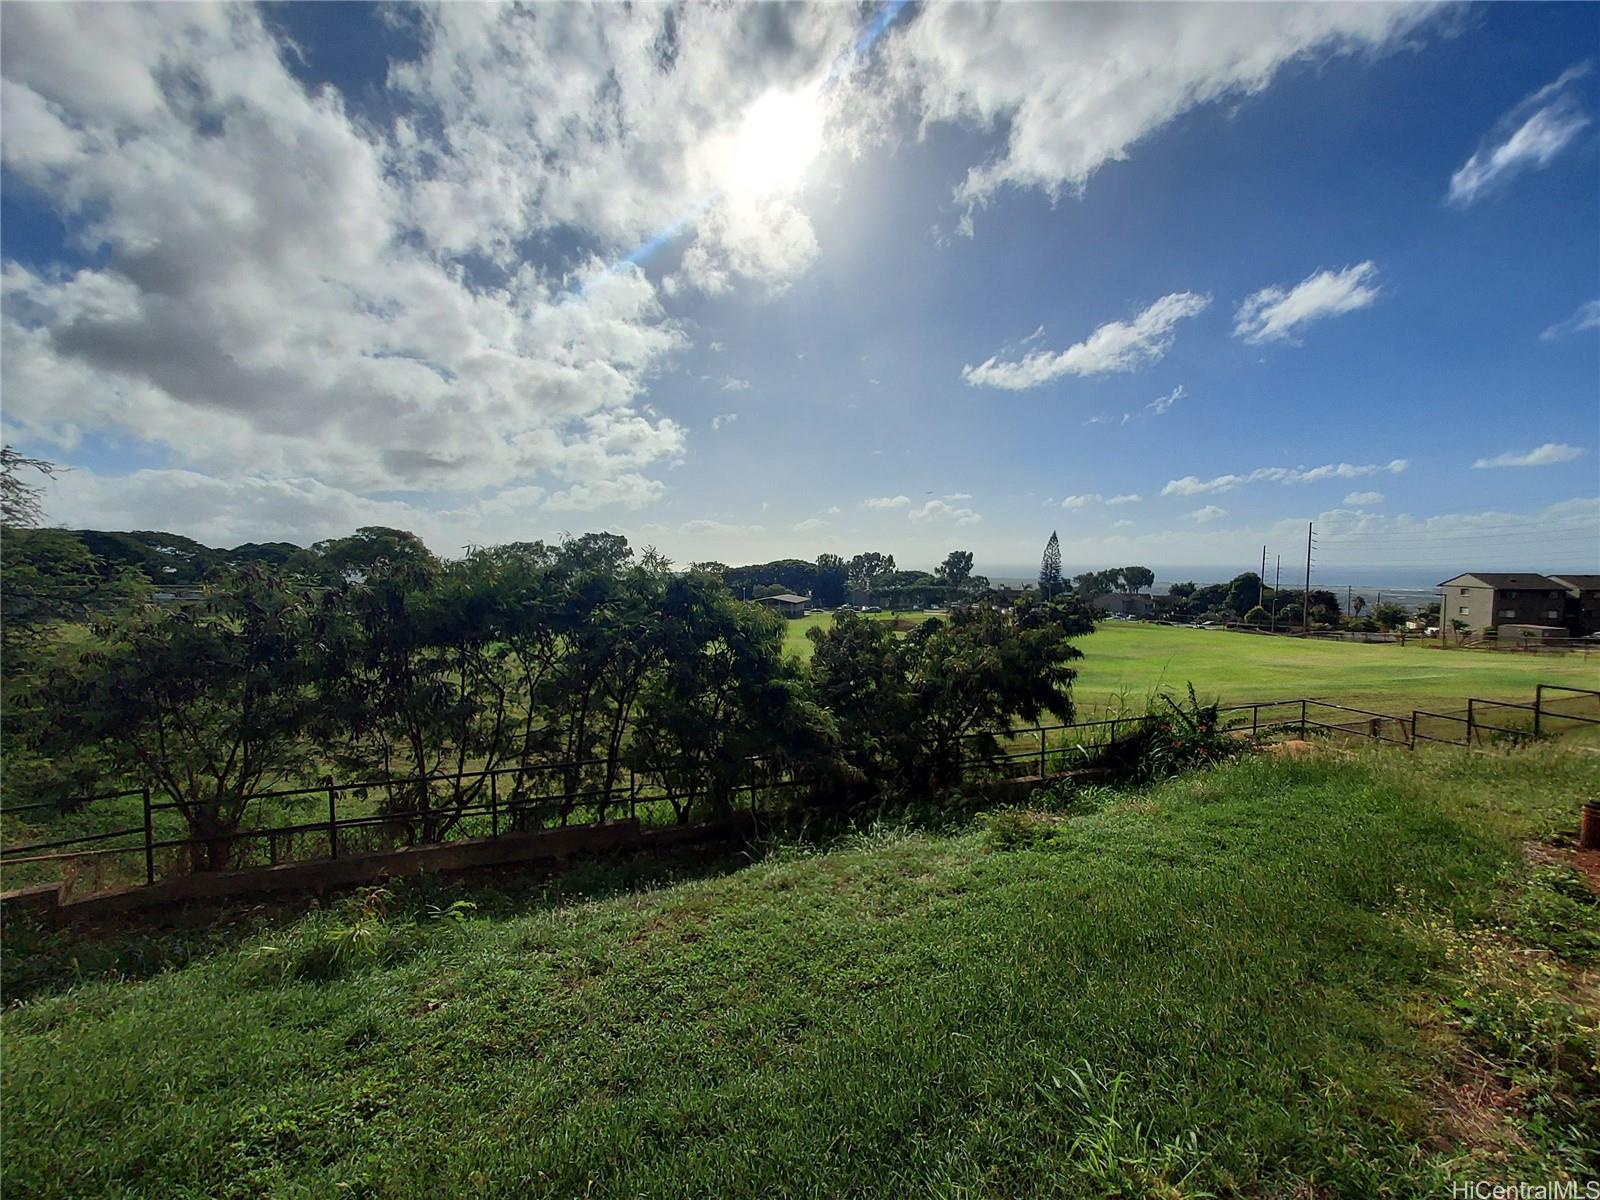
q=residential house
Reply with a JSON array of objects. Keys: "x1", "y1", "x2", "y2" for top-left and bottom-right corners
[
  {"x1": 1436, "y1": 573, "x2": 1569, "y2": 637},
  {"x1": 755, "y1": 593, "x2": 811, "y2": 619},
  {"x1": 1549, "y1": 575, "x2": 1600, "y2": 637}
]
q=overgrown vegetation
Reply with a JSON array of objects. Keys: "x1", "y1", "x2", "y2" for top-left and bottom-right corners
[
  {"x1": 8, "y1": 501, "x2": 1096, "y2": 867},
  {"x1": 4, "y1": 745, "x2": 1595, "y2": 1196}
]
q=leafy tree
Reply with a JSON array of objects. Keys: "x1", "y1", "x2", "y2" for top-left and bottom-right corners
[
  {"x1": 1039, "y1": 532, "x2": 1063, "y2": 598},
  {"x1": 628, "y1": 576, "x2": 834, "y2": 823},
  {"x1": 936, "y1": 550, "x2": 974, "y2": 588},
  {"x1": 807, "y1": 599, "x2": 1090, "y2": 799},
  {"x1": 1167, "y1": 581, "x2": 1197, "y2": 600},
  {"x1": 1, "y1": 445, "x2": 53, "y2": 528},
  {"x1": 1243, "y1": 605, "x2": 1269, "y2": 626},
  {"x1": 295, "y1": 526, "x2": 437, "y2": 583},
  {"x1": 1370, "y1": 602, "x2": 1407, "y2": 631},
  {"x1": 813, "y1": 554, "x2": 848, "y2": 606},
  {"x1": 32, "y1": 569, "x2": 318, "y2": 870},
  {"x1": 1121, "y1": 566, "x2": 1155, "y2": 594},
  {"x1": 1351, "y1": 595, "x2": 1367, "y2": 617},
  {"x1": 1, "y1": 450, "x2": 145, "y2": 664},
  {"x1": 1073, "y1": 570, "x2": 1117, "y2": 601},
  {"x1": 847, "y1": 552, "x2": 896, "y2": 599},
  {"x1": 1225, "y1": 573, "x2": 1263, "y2": 616}
]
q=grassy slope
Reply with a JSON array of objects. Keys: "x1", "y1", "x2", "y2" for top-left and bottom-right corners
[
  {"x1": 784, "y1": 616, "x2": 1599, "y2": 714},
  {"x1": 5, "y1": 746, "x2": 1597, "y2": 1197}
]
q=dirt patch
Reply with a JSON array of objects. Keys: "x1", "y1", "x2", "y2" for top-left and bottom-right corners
[
  {"x1": 1523, "y1": 841, "x2": 1600, "y2": 893},
  {"x1": 1425, "y1": 1045, "x2": 1526, "y2": 1157}
]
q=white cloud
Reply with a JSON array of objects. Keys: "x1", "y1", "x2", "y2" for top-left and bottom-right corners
[
  {"x1": 879, "y1": 3, "x2": 1439, "y2": 219},
  {"x1": 908, "y1": 499, "x2": 982, "y2": 526},
  {"x1": 791, "y1": 517, "x2": 830, "y2": 533},
  {"x1": 1106, "y1": 493, "x2": 1141, "y2": 506},
  {"x1": 1233, "y1": 262, "x2": 1381, "y2": 344},
  {"x1": 0, "y1": 3, "x2": 879, "y2": 535},
  {"x1": 1061, "y1": 494, "x2": 1103, "y2": 509},
  {"x1": 1448, "y1": 65, "x2": 1591, "y2": 206},
  {"x1": 1146, "y1": 385, "x2": 1185, "y2": 416},
  {"x1": 711, "y1": 412, "x2": 738, "y2": 431},
  {"x1": 719, "y1": 376, "x2": 752, "y2": 392},
  {"x1": 1112, "y1": 519, "x2": 1135, "y2": 529},
  {"x1": 1472, "y1": 443, "x2": 1587, "y2": 469},
  {"x1": 962, "y1": 292, "x2": 1210, "y2": 390},
  {"x1": 545, "y1": 474, "x2": 667, "y2": 512},
  {"x1": 1343, "y1": 491, "x2": 1385, "y2": 506},
  {"x1": 1188, "y1": 505, "x2": 1228, "y2": 524},
  {"x1": 678, "y1": 519, "x2": 763, "y2": 537},
  {"x1": 1163, "y1": 459, "x2": 1408, "y2": 495},
  {"x1": 1540, "y1": 300, "x2": 1600, "y2": 342},
  {"x1": 863, "y1": 495, "x2": 911, "y2": 509},
  {"x1": 944, "y1": 492, "x2": 973, "y2": 501}
]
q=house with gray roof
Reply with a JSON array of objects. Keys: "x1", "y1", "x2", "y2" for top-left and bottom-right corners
[{"x1": 1437, "y1": 573, "x2": 1569, "y2": 636}]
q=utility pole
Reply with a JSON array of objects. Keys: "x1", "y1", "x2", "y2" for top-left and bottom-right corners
[
  {"x1": 1271, "y1": 556, "x2": 1281, "y2": 632},
  {"x1": 1259, "y1": 545, "x2": 1267, "y2": 611},
  {"x1": 1302, "y1": 521, "x2": 1313, "y2": 634}
]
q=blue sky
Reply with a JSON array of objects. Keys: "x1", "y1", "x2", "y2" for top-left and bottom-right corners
[{"x1": 2, "y1": 2, "x2": 1596, "y2": 578}]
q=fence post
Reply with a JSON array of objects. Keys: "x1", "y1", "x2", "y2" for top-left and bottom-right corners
[
  {"x1": 1038, "y1": 726, "x2": 1046, "y2": 778},
  {"x1": 142, "y1": 787, "x2": 155, "y2": 886},
  {"x1": 1467, "y1": 699, "x2": 1475, "y2": 747},
  {"x1": 1534, "y1": 686, "x2": 1542, "y2": 738},
  {"x1": 1410, "y1": 711, "x2": 1417, "y2": 750},
  {"x1": 327, "y1": 782, "x2": 338, "y2": 860},
  {"x1": 490, "y1": 772, "x2": 499, "y2": 839},
  {"x1": 1300, "y1": 699, "x2": 1307, "y2": 739},
  {"x1": 1251, "y1": 704, "x2": 1259, "y2": 738}
]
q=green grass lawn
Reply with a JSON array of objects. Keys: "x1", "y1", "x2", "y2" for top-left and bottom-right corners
[
  {"x1": 784, "y1": 614, "x2": 1599, "y2": 716},
  {"x1": 5, "y1": 744, "x2": 1597, "y2": 1196}
]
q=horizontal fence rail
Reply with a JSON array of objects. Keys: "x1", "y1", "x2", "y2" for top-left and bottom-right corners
[{"x1": 4, "y1": 684, "x2": 1597, "y2": 898}]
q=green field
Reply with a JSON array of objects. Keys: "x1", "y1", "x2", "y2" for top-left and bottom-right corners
[
  {"x1": 785, "y1": 614, "x2": 1598, "y2": 715},
  {"x1": 5, "y1": 745, "x2": 1597, "y2": 1195}
]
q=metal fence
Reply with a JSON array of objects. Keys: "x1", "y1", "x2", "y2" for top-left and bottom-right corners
[{"x1": 4, "y1": 684, "x2": 1597, "y2": 896}]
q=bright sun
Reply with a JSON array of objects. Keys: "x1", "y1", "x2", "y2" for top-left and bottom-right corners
[{"x1": 720, "y1": 86, "x2": 825, "y2": 200}]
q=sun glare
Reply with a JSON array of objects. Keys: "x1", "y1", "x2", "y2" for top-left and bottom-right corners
[{"x1": 721, "y1": 86, "x2": 825, "y2": 199}]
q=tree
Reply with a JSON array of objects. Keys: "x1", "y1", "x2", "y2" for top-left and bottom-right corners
[
  {"x1": 813, "y1": 554, "x2": 848, "y2": 606},
  {"x1": 1370, "y1": 602, "x2": 1407, "y2": 631},
  {"x1": 1225, "y1": 573, "x2": 1262, "y2": 616},
  {"x1": 1039, "y1": 532, "x2": 1063, "y2": 598},
  {"x1": 936, "y1": 550, "x2": 974, "y2": 588},
  {"x1": 1, "y1": 449, "x2": 145, "y2": 663},
  {"x1": 847, "y1": 552, "x2": 896, "y2": 599},
  {"x1": 1121, "y1": 566, "x2": 1155, "y2": 594},
  {"x1": 295, "y1": 526, "x2": 437, "y2": 582},
  {"x1": 753, "y1": 583, "x2": 790, "y2": 599},
  {"x1": 1351, "y1": 595, "x2": 1367, "y2": 617},
  {"x1": 628, "y1": 576, "x2": 834, "y2": 824},
  {"x1": 33, "y1": 568, "x2": 318, "y2": 870},
  {"x1": 1242, "y1": 605, "x2": 1269, "y2": 626},
  {"x1": 1072, "y1": 571, "x2": 1107, "y2": 601},
  {"x1": 1, "y1": 445, "x2": 53, "y2": 528},
  {"x1": 807, "y1": 599, "x2": 1090, "y2": 799}
]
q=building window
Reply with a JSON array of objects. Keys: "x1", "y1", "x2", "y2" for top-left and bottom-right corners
[
  {"x1": 1499, "y1": 609, "x2": 1515, "y2": 618},
  {"x1": 1459, "y1": 606, "x2": 1470, "y2": 615},
  {"x1": 1459, "y1": 587, "x2": 1469, "y2": 595},
  {"x1": 1547, "y1": 610, "x2": 1560, "y2": 619}
]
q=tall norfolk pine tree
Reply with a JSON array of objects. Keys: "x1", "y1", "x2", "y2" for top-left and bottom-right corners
[{"x1": 1039, "y1": 531, "x2": 1063, "y2": 599}]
